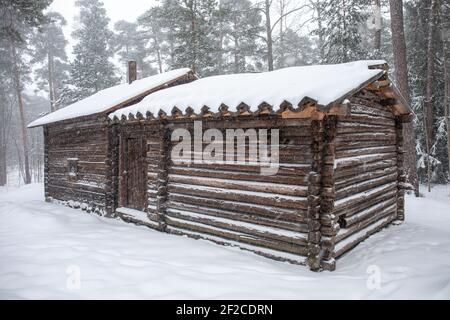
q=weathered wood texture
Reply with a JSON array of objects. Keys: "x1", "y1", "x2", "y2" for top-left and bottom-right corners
[
  {"x1": 330, "y1": 91, "x2": 399, "y2": 259},
  {"x1": 43, "y1": 126, "x2": 50, "y2": 201},
  {"x1": 44, "y1": 72, "x2": 197, "y2": 216},
  {"x1": 166, "y1": 118, "x2": 311, "y2": 263},
  {"x1": 115, "y1": 123, "x2": 161, "y2": 226},
  {"x1": 115, "y1": 118, "x2": 312, "y2": 264},
  {"x1": 46, "y1": 116, "x2": 109, "y2": 214}
]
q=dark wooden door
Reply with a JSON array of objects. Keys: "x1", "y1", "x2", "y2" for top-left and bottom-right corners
[{"x1": 125, "y1": 137, "x2": 146, "y2": 211}]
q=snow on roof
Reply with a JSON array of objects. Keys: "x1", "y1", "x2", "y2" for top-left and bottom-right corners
[
  {"x1": 110, "y1": 60, "x2": 386, "y2": 120},
  {"x1": 28, "y1": 68, "x2": 193, "y2": 128}
]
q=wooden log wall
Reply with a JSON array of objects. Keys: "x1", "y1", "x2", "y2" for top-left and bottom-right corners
[
  {"x1": 106, "y1": 124, "x2": 119, "y2": 216},
  {"x1": 316, "y1": 116, "x2": 339, "y2": 271},
  {"x1": 306, "y1": 120, "x2": 324, "y2": 270},
  {"x1": 159, "y1": 118, "x2": 312, "y2": 265},
  {"x1": 395, "y1": 118, "x2": 406, "y2": 221},
  {"x1": 156, "y1": 122, "x2": 169, "y2": 231},
  {"x1": 45, "y1": 116, "x2": 109, "y2": 214},
  {"x1": 43, "y1": 126, "x2": 50, "y2": 201},
  {"x1": 330, "y1": 90, "x2": 400, "y2": 259}
]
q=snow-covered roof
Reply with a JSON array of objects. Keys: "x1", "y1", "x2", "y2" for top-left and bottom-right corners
[
  {"x1": 28, "y1": 68, "x2": 193, "y2": 128},
  {"x1": 110, "y1": 60, "x2": 388, "y2": 121}
]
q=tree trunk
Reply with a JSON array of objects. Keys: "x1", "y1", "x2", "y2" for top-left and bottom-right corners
[
  {"x1": 316, "y1": 1, "x2": 325, "y2": 61},
  {"x1": 265, "y1": 0, "x2": 274, "y2": 71},
  {"x1": 424, "y1": 0, "x2": 438, "y2": 191},
  {"x1": 440, "y1": 3, "x2": 450, "y2": 182},
  {"x1": 373, "y1": 0, "x2": 381, "y2": 51},
  {"x1": 0, "y1": 144, "x2": 6, "y2": 186},
  {"x1": 189, "y1": 1, "x2": 197, "y2": 73},
  {"x1": 154, "y1": 36, "x2": 163, "y2": 74},
  {"x1": 389, "y1": 0, "x2": 420, "y2": 196},
  {"x1": 234, "y1": 31, "x2": 240, "y2": 73},
  {"x1": 10, "y1": 42, "x2": 31, "y2": 185},
  {"x1": 47, "y1": 49, "x2": 55, "y2": 112},
  {"x1": 445, "y1": 51, "x2": 450, "y2": 182},
  {"x1": 0, "y1": 90, "x2": 12, "y2": 187},
  {"x1": 278, "y1": 0, "x2": 285, "y2": 68},
  {"x1": 342, "y1": 0, "x2": 348, "y2": 62}
]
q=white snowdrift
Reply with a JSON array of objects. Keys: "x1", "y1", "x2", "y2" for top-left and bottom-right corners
[
  {"x1": 28, "y1": 68, "x2": 192, "y2": 128},
  {"x1": 110, "y1": 60, "x2": 386, "y2": 120},
  {"x1": 1, "y1": 183, "x2": 449, "y2": 299}
]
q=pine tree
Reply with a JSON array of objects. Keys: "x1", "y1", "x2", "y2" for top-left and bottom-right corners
[
  {"x1": 0, "y1": 38, "x2": 14, "y2": 186},
  {"x1": 0, "y1": 0, "x2": 51, "y2": 42},
  {"x1": 67, "y1": 0, "x2": 118, "y2": 103},
  {"x1": 219, "y1": 0, "x2": 263, "y2": 73},
  {"x1": 31, "y1": 12, "x2": 69, "y2": 112},
  {"x1": 137, "y1": 7, "x2": 168, "y2": 74},
  {"x1": 113, "y1": 20, "x2": 156, "y2": 77},
  {"x1": 158, "y1": 0, "x2": 221, "y2": 76},
  {"x1": 405, "y1": 0, "x2": 448, "y2": 185},
  {"x1": 440, "y1": 0, "x2": 450, "y2": 181},
  {"x1": 321, "y1": 0, "x2": 370, "y2": 63},
  {"x1": 0, "y1": 0, "x2": 51, "y2": 185},
  {"x1": 389, "y1": 0, "x2": 419, "y2": 195},
  {"x1": 275, "y1": 28, "x2": 319, "y2": 67},
  {"x1": 258, "y1": 0, "x2": 308, "y2": 71}
]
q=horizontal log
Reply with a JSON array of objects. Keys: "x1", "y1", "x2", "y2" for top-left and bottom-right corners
[
  {"x1": 47, "y1": 182, "x2": 106, "y2": 196},
  {"x1": 338, "y1": 114, "x2": 396, "y2": 127},
  {"x1": 168, "y1": 174, "x2": 308, "y2": 197},
  {"x1": 334, "y1": 158, "x2": 397, "y2": 180},
  {"x1": 165, "y1": 216, "x2": 308, "y2": 256},
  {"x1": 335, "y1": 214, "x2": 396, "y2": 258},
  {"x1": 166, "y1": 226, "x2": 307, "y2": 265},
  {"x1": 335, "y1": 132, "x2": 396, "y2": 143},
  {"x1": 168, "y1": 183, "x2": 308, "y2": 210},
  {"x1": 333, "y1": 153, "x2": 397, "y2": 171},
  {"x1": 334, "y1": 181, "x2": 397, "y2": 212},
  {"x1": 335, "y1": 166, "x2": 397, "y2": 190},
  {"x1": 336, "y1": 204, "x2": 397, "y2": 247},
  {"x1": 336, "y1": 172, "x2": 398, "y2": 200},
  {"x1": 350, "y1": 103, "x2": 395, "y2": 119},
  {"x1": 343, "y1": 199, "x2": 397, "y2": 227},
  {"x1": 335, "y1": 139, "x2": 396, "y2": 151},
  {"x1": 167, "y1": 200, "x2": 307, "y2": 232},
  {"x1": 167, "y1": 194, "x2": 306, "y2": 223},
  {"x1": 47, "y1": 187, "x2": 106, "y2": 206},
  {"x1": 166, "y1": 208, "x2": 307, "y2": 245},
  {"x1": 167, "y1": 118, "x2": 311, "y2": 130},
  {"x1": 335, "y1": 146, "x2": 396, "y2": 159},
  {"x1": 170, "y1": 150, "x2": 312, "y2": 165},
  {"x1": 169, "y1": 161, "x2": 311, "y2": 176},
  {"x1": 333, "y1": 189, "x2": 397, "y2": 218},
  {"x1": 169, "y1": 166, "x2": 309, "y2": 185}
]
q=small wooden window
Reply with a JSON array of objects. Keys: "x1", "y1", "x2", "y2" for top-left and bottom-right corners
[{"x1": 67, "y1": 158, "x2": 79, "y2": 181}]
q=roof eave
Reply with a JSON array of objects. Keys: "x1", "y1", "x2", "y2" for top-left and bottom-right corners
[
  {"x1": 27, "y1": 70, "x2": 197, "y2": 129},
  {"x1": 317, "y1": 70, "x2": 386, "y2": 112}
]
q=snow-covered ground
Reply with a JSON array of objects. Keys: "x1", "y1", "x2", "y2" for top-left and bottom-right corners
[{"x1": 0, "y1": 183, "x2": 449, "y2": 299}]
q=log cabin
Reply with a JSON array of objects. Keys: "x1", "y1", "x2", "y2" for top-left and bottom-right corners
[
  {"x1": 29, "y1": 60, "x2": 411, "y2": 271},
  {"x1": 28, "y1": 63, "x2": 197, "y2": 215}
]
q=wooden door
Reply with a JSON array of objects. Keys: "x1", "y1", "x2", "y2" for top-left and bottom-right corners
[{"x1": 125, "y1": 137, "x2": 146, "y2": 211}]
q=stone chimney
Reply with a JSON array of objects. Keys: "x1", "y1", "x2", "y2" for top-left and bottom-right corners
[{"x1": 128, "y1": 61, "x2": 137, "y2": 84}]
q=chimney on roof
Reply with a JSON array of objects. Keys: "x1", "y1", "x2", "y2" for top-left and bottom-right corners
[{"x1": 128, "y1": 61, "x2": 137, "y2": 84}]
